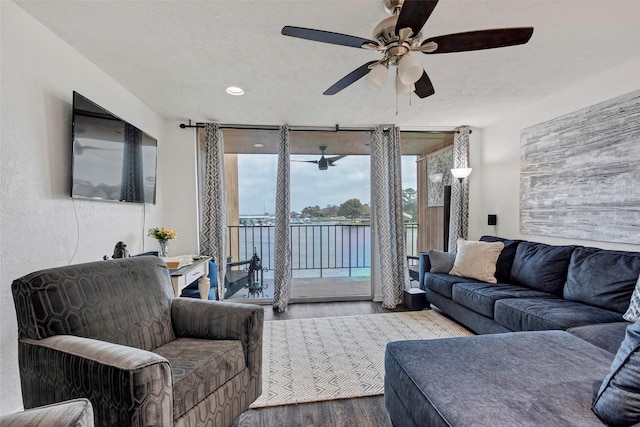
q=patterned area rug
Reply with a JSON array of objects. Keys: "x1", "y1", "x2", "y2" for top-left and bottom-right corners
[{"x1": 250, "y1": 310, "x2": 474, "y2": 408}]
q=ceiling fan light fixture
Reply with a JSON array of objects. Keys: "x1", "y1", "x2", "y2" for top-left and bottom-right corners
[
  {"x1": 364, "y1": 63, "x2": 388, "y2": 90},
  {"x1": 395, "y1": 74, "x2": 415, "y2": 94},
  {"x1": 397, "y1": 53, "x2": 423, "y2": 85}
]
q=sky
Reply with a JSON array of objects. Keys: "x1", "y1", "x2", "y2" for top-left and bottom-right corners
[{"x1": 237, "y1": 154, "x2": 418, "y2": 215}]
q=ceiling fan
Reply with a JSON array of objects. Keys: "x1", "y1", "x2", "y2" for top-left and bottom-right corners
[
  {"x1": 281, "y1": 0, "x2": 533, "y2": 98},
  {"x1": 292, "y1": 146, "x2": 347, "y2": 170}
]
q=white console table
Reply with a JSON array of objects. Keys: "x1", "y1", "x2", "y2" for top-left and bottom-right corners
[{"x1": 169, "y1": 256, "x2": 211, "y2": 299}]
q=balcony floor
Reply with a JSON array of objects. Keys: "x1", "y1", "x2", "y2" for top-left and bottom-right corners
[{"x1": 227, "y1": 275, "x2": 372, "y2": 301}]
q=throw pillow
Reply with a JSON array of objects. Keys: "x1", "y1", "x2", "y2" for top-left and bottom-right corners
[
  {"x1": 592, "y1": 321, "x2": 640, "y2": 425},
  {"x1": 429, "y1": 250, "x2": 456, "y2": 274},
  {"x1": 449, "y1": 239, "x2": 505, "y2": 283},
  {"x1": 623, "y1": 275, "x2": 640, "y2": 322}
]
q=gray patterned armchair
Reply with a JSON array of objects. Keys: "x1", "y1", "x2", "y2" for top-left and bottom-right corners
[{"x1": 11, "y1": 257, "x2": 263, "y2": 427}]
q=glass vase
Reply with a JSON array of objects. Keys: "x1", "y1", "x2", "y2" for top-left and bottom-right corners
[{"x1": 158, "y1": 240, "x2": 169, "y2": 257}]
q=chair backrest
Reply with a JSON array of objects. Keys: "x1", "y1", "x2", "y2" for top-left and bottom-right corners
[{"x1": 12, "y1": 257, "x2": 176, "y2": 351}]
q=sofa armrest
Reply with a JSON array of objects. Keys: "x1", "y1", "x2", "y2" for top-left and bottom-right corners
[
  {"x1": 171, "y1": 299, "x2": 264, "y2": 395},
  {"x1": 18, "y1": 336, "x2": 173, "y2": 425},
  {"x1": 0, "y1": 398, "x2": 94, "y2": 427},
  {"x1": 418, "y1": 252, "x2": 431, "y2": 290}
]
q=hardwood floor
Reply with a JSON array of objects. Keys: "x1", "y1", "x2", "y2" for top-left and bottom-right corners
[
  {"x1": 262, "y1": 300, "x2": 408, "y2": 321},
  {"x1": 234, "y1": 395, "x2": 392, "y2": 427},
  {"x1": 233, "y1": 301, "x2": 407, "y2": 427}
]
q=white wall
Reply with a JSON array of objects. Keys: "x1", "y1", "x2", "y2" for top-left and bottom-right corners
[
  {"x1": 0, "y1": 2, "x2": 167, "y2": 415},
  {"x1": 471, "y1": 56, "x2": 640, "y2": 251}
]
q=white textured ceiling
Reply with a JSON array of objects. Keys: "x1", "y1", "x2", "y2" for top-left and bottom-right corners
[{"x1": 15, "y1": 0, "x2": 640, "y2": 129}]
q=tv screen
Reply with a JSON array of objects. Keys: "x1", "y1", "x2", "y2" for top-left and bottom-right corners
[{"x1": 71, "y1": 91, "x2": 157, "y2": 204}]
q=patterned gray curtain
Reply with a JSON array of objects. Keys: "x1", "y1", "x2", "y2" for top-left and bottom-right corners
[
  {"x1": 199, "y1": 123, "x2": 227, "y2": 300},
  {"x1": 120, "y1": 123, "x2": 143, "y2": 202},
  {"x1": 371, "y1": 126, "x2": 410, "y2": 309},
  {"x1": 273, "y1": 125, "x2": 292, "y2": 312},
  {"x1": 448, "y1": 126, "x2": 472, "y2": 252}
]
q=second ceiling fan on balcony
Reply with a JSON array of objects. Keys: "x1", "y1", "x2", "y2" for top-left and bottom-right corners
[
  {"x1": 281, "y1": 0, "x2": 533, "y2": 98},
  {"x1": 292, "y1": 146, "x2": 347, "y2": 171}
]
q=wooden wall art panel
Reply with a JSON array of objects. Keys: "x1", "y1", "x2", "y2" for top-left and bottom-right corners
[{"x1": 520, "y1": 89, "x2": 640, "y2": 244}]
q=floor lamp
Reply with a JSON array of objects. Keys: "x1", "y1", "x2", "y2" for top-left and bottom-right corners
[{"x1": 450, "y1": 168, "x2": 472, "y2": 240}]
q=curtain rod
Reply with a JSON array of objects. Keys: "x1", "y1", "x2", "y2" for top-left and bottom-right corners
[{"x1": 178, "y1": 120, "x2": 465, "y2": 134}]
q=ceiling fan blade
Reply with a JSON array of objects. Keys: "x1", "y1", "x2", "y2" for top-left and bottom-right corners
[
  {"x1": 413, "y1": 70, "x2": 435, "y2": 99},
  {"x1": 292, "y1": 160, "x2": 320, "y2": 165},
  {"x1": 395, "y1": 0, "x2": 439, "y2": 37},
  {"x1": 323, "y1": 61, "x2": 378, "y2": 95},
  {"x1": 327, "y1": 154, "x2": 348, "y2": 164},
  {"x1": 422, "y1": 27, "x2": 534, "y2": 54},
  {"x1": 282, "y1": 26, "x2": 377, "y2": 48}
]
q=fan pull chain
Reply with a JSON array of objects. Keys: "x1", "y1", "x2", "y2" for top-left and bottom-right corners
[{"x1": 395, "y1": 69, "x2": 399, "y2": 115}]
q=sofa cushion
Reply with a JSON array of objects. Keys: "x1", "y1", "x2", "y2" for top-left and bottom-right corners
[
  {"x1": 494, "y1": 298, "x2": 623, "y2": 331},
  {"x1": 624, "y1": 275, "x2": 640, "y2": 321},
  {"x1": 449, "y1": 239, "x2": 505, "y2": 283},
  {"x1": 452, "y1": 282, "x2": 558, "y2": 318},
  {"x1": 384, "y1": 331, "x2": 613, "y2": 427},
  {"x1": 479, "y1": 236, "x2": 522, "y2": 283},
  {"x1": 153, "y1": 338, "x2": 245, "y2": 419},
  {"x1": 510, "y1": 242, "x2": 575, "y2": 296},
  {"x1": 428, "y1": 250, "x2": 456, "y2": 274},
  {"x1": 568, "y1": 322, "x2": 629, "y2": 354},
  {"x1": 592, "y1": 321, "x2": 640, "y2": 426},
  {"x1": 425, "y1": 273, "x2": 485, "y2": 299},
  {"x1": 564, "y1": 247, "x2": 640, "y2": 314}
]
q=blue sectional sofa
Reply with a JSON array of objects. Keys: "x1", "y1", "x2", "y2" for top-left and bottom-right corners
[
  {"x1": 418, "y1": 236, "x2": 639, "y2": 336},
  {"x1": 385, "y1": 236, "x2": 640, "y2": 427}
]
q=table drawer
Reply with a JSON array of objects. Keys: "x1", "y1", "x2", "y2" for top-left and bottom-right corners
[{"x1": 185, "y1": 265, "x2": 205, "y2": 284}]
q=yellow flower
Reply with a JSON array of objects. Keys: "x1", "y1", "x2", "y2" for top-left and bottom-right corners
[{"x1": 148, "y1": 227, "x2": 177, "y2": 241}]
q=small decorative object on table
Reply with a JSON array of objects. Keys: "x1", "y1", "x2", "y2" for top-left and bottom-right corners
[
  {"x1": 112, "y1": 241, "x2": 130, "y2": 259},
  {"x1": 148, "y1": 227, "x2": 177, "y2": 257}
]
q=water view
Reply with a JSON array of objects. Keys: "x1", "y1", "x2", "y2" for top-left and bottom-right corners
[{"x1": 225, "y1": 221, "x2": 418, "y2": 299}]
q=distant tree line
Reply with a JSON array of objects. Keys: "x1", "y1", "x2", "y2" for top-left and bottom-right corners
[
  {"x1": 301, "y1": 199, "x2": 370, "y2": 221},
  {"x1": 300, "y1": 188, "x2": 416, "y2": 221}
]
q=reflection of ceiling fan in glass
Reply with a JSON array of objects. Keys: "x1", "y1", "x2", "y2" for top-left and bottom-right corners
[
  {"x1": 292, "y1": 146, "x2": 347, "y2": 171},
  {"x1": 281, "y1": 0, "x2": 533, "y2": 98},
  {"x1": 73, "y1": 139, "x2": 120, "y2": 156}
]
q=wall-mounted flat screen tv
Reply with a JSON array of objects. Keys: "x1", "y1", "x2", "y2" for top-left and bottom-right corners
[{"x1": 71, "y1": 91, "x2": 157, "y2": 204}]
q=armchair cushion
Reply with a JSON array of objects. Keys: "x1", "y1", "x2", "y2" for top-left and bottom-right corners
[
  {"x1": 171, "y1": 299, "x2": 263, "y2": 388},
  {"x1": 154, "y1": 338, "x2": 245, "y2": 419}
]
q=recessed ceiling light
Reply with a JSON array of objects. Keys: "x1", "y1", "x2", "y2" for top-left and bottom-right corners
[
  {"x1": 253, "y1": 143, "x2": 264, "y2": 148},
  {"x1": 226, "y1": 86, "x2": 244, "y2": 96}
]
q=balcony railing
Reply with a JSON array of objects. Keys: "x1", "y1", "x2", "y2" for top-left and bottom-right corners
[{"x1": 227, "y1": 223, "x2": 418, "y2": 277}]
